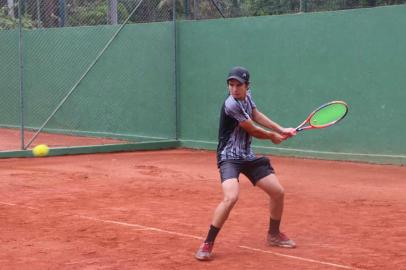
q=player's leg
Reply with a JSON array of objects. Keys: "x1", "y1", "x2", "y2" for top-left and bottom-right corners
[
  {"x1": 256, "y1": 174, "x2": 284, "y2": 221},
  {"x1": 256, "y1": 174, "x2": 296, "y2": 248},
  {"x1": 212, "y1": 178, "x2": 240, "y2": 228},
  {"x1": 195, "y1": 178, "x2": 239, "y2": 261}
]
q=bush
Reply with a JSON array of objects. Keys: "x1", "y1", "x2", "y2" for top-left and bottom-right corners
[
  {"x1": 0, "y1": 6, "x2": 35, "y2": 30},
  {"x1": 68, "y1": 2, "x2": 129, "y2": 26}
]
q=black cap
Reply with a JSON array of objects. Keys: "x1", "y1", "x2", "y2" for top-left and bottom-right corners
[{"x1": 227, "y1": 66, "x2": 250, "y2": 84}]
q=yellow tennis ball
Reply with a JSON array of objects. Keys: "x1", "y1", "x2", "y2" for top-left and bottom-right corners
[{"x1": 32, "y1": 144, "x2": 49, "y2": 157}]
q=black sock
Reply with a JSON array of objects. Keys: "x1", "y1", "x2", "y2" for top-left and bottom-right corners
[
  {"x1": 205, "y1": 225, "x2": 220, "y2": 243},
  {"x1": 268, "y1": 218, "x2": 281, "y2": 235}
]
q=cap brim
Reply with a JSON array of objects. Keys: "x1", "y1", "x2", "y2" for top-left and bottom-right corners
[{"x1": 227, "y1": 76, "x2": 246, "y2": 83}]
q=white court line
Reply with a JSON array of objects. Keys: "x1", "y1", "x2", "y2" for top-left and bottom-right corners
[
  {"x1": 77, "y1": 215, "x2": 363, "y2": 270},
  {"x1": 0, "y1": 202, "x2": 364, "y2": 270},
  {"x1": 77, "y1": 215, "x2": 204, "y2": 240},
  {"x1": 0, "y1": 201, "x2": 17, "y2": 206},
  {"x1": 239, "y1": 245, "x2": 363, "y2": 270},
  {"x1": 0, "y1": 201, "x2": 39, "y2": 210}
]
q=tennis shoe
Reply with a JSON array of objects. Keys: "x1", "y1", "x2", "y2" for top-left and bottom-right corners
[
  {"x1": 195, "y1": 241, "x2": 214, "y2": 261},
  {"x1": 267, "y1": 232, "x2": 296, "y2": 248}
]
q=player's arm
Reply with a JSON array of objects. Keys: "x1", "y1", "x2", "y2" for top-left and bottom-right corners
[
  {"x1": 239, "y1": 119, "x2": 285, "y2": 144},
  {"x1": 252, "y1": 108, "x2": 296, "y2": 138}
]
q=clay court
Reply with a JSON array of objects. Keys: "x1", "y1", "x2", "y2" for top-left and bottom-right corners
[
  {"x1": 1, "y1": 3, "x2": 406, "y2": 269},
  {"x1": 1, "y1": 149, "x2": 405, "y2": 270}
]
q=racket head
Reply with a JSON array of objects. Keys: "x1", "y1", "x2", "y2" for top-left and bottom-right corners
[
  {"x1": 309, "y1": 101, "x2": 348, "y2": 128},
  {"x1": 297, "y1": 101, "x2": 348, "y2": 131}
]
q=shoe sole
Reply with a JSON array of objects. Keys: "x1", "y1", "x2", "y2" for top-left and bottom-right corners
[
  {"x1": 195, "y1": 255, "x2": 212, "y2": 261},
  {"x1": 268, "y1": 242, "x2": 297, "y2": 248}
]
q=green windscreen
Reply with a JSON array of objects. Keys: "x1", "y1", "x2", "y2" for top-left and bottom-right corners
[{"x1": 310, "y1": 103, "x2": 348, "y2": 127}]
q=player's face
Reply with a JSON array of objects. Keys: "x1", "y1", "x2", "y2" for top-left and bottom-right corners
[{"x1": 228, "y1": 79, "x2": 249, "y2": 100}]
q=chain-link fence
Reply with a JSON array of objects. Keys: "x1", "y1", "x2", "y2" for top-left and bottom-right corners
[
  {"x1": 176, "y1": 0, "x2": 406, "y2": 20},
  {"x1": 0, "y1": 0, "x2": 175, "y2": 29},
  {"x1": 0, "y1": 0, "x2": 177, "y2": 152},
  {"x1": 2, "y1": 0, "x2": 404, "y2": 29}
]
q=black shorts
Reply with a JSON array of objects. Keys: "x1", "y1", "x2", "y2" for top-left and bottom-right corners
[{"x1": 218, "y1": 156, "x2": 275, "y2": 186}]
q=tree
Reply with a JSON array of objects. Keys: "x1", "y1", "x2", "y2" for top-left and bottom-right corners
[
  {"x1": 0, "y1": 5, "x2": 35, "y2": 30},
  {"x1": 7, "y1": 0, "x2": 14, "y2": 18},
  {"x1": 68, "y1": 0, "x2": 128, "y2": 26}
]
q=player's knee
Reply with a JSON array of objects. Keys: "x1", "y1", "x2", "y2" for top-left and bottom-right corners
[
  {"x1": 223, "y1": 194, "x2": 239, "y2": 207},
  {"x1": 272, "y1": 187, "x2": 285, "y2": 200}
]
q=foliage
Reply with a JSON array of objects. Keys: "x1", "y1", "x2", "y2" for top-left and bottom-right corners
[
  {"x1": 0, "y1": 6, "x2": 35, "y2": 30},
  {"x1": 1, "y1": 0, "x2": 405, "y2": 29},
  {"x1": 170, "y1": 0, "x2": 406, "y2": 19},
  {"x1": 68, "y1": 1, "x2": 129, "y2": 26}
]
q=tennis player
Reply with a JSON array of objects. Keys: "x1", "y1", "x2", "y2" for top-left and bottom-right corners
[{"x1": 195, "y1": 66, "x2": 297, "y2": 261}]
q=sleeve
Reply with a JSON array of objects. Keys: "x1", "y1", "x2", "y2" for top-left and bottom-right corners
[{"x1": 224, "y1": 98, "x2": 250, "y2": 123}]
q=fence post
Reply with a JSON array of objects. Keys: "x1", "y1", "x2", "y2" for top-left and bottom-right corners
[
  {"x1": 18, "y1": 0, "x2": 25, "y2": 149},
  {"x1": 184, "y1": 0, "x2": 190, "y2": 19},
  {"x1": 173, "y1": 0, "x2": 179, "y2": 140},
  {"x1": 58, "y1": 0, "x2": 66, "y2": 27}
]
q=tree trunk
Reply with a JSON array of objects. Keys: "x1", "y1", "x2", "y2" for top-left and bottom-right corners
[
  {"x1": 7, "y1": 0, "x2": 15, "y2": 18},
  {"x1": 193, "y1": 0, "x2": 200, "y2": 19},
  {"x1": 109, "y1": 0, "x2": 118, "y2": 25}
]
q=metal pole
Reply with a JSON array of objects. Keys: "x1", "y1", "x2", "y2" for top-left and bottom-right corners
[
  {"x1": 173, "y1": 0, "x2": 179, "y2": 140},
  {"x1": 184, "y1": 0, "x2": 189, "y2": 19},
  {"x1": 18, "y1": 0, "x2": 25, "y2": 149},
  {"x1": 36, "y1": 0, "x2": 41, "y2": 27},
  {"x1": 58, "y1": 0, "x2": 65, "y2": 27}
]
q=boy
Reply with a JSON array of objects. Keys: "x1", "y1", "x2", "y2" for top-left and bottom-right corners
[{"x1": 195, "y1": 66, "x2": 297, "y2": 261}]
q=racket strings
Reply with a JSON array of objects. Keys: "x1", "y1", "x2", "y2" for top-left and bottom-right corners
[{"x1": 309, "y1": 103, "x2": 348, "y2": 127}]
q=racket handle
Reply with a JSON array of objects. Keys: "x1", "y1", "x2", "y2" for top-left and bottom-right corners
[
  {"x1": 296, "y1": 126, "x2": 312, "y2": 132},
  {"x1": 295, "y1": 119, "x2": 308, "y2": 132}
]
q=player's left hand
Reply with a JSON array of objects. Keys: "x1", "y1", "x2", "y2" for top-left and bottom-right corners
[{"x1": 281, "y1": 128, "x2": 297, "y2": 139}]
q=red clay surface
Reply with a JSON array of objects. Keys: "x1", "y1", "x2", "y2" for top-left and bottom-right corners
[
  {"x1": 1, "y1": 149, "x2": 405, "y2": 270},
  {"x1": 0, "y1": 128, "x2": 128, "y2": 151}
]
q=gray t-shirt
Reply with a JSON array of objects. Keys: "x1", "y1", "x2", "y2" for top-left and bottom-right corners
[{"x1": 217, "y1": 90, "x2": 257, "y2": 163}]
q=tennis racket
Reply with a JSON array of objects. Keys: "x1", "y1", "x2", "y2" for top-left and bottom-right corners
[{"x1": 296, "y1": 101, "x2": 348, "y2": 132}]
